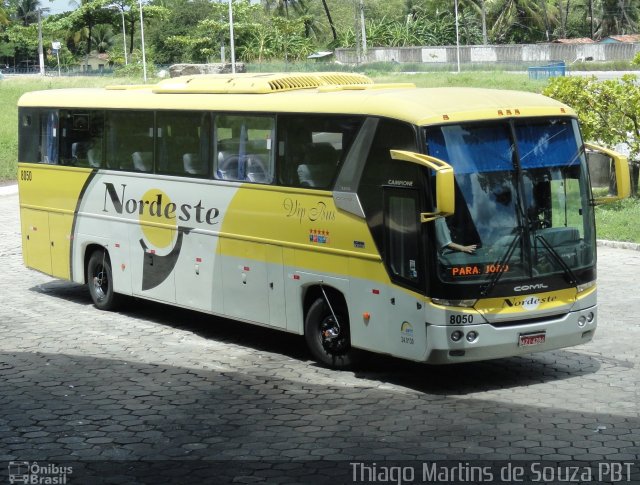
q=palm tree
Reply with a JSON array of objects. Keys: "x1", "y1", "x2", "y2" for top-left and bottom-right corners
[
  {"x1": 15, "y1": 0, "x2": 42, "y2": 26},
  {"x1": 320, "y1": 0, "x2": 337, "y2": 42},
  {"x1": 91, "y1": 24, "x2": 115, "y2": 53},
  {"x1": 263, "y1": 0, "x2": 307, "y2": 18},
  {"x1": 0, "y1": 6, "x2": 10, "y2": 25},
  {"x1": 487, "y1": 0, "x2": 557, "y2": 42},
  {"x1": 67, "y1": 0, "x2": 113, "y2": 69}
]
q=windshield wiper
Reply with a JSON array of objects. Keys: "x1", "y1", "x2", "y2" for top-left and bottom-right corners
[
  {"x1": 480, "y1": 229, "x2": 521, "y2": 297},
  {"x1": 535, "y1": 235, "x2": 578, "y2": 286}
]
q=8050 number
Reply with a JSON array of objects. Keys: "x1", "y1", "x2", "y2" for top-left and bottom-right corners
[{"x1": 449, "y1": 314, "x2": 474, "y2": 325}]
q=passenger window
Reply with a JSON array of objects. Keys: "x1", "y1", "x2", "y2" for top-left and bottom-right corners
[
  {"x1": 58, "y1": 110, "x2": 104, "y2": 168},
  {"x1": 18, "y1": 108, "x2": 39, "y2": 163},
  {"x1": 105, "y1": 111, "x2": 154, "y2": 172},
  {"x1": 214, "y1": 115, "x2": 274, "y2": 184},
  {"x1": 156, "y1": 111, "x2": 211, "y2": 177},
  {"x1": 277, "y1": 115, "x2": 363, "y2": 189},
  {"x1": 39, "y1": 110, "x2": 59, "y2": 164}
]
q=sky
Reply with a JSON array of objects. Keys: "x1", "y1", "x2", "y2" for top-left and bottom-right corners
[{"x1": 45, "y1": 0, "x2": 74, "y2": 15}]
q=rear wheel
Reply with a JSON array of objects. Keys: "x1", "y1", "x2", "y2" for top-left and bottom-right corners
[
  {"x1": 304, "y1": 297, "x2": 359, "y2": 369},
  {"x1": 87, "y1": 250, "x2": 120, "y2": 311}
]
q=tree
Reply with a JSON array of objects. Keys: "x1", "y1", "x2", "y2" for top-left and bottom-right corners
[
  {"x1": 320, "y1": 0, "x2": 337, "y2": 42},
  {"x1": 543, "y1": 75, "x2": 640, "y2": 195},
  {"x1": 91, "y1": 23, "x2": 113, "y2": 52},
  {"x1": 487, "y1": 0, "x2": 558, "y2": 43},
  {"x1": 14, "y1": 0, "x2": 41, "y2": 26}
]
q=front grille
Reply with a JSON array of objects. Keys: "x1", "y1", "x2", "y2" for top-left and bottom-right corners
[{"x1": 489, "y1": 313, "x2": 567, "y2": 328}]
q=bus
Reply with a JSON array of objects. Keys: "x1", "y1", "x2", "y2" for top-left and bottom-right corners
[{"x1": 17, "y1": 72, "x2": 630, "y2": 368}]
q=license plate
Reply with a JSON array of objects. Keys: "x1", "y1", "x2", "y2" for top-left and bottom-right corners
[{"x1": 519, "y1": 332, "x2": 546, "y2": 347}]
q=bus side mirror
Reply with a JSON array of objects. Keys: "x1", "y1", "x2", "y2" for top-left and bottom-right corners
[
  {"x1": 585, "y1": 143, "x2": 631, "y2": 204},
  {"x1": 390, "y1": 150, "x2": 455, "y2": 221}
]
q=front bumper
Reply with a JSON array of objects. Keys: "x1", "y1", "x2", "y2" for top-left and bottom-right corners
[{"x1": 424, "y1": 305, "x2": 597, "y2": 364}]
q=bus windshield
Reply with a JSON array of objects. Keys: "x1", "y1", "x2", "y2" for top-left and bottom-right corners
[{"x1": 425, "y1": 118, "x2": 595, "y2": 291}]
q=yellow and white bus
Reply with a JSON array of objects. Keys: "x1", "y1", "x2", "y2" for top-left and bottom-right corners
[{"x1": 17, "y1": 72, "x2": 630, "y2": 368}]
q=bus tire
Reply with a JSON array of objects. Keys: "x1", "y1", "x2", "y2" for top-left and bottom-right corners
[
  {"x1": 304, "y1": 297, "x2": 360, "y2": 369},
  {"x1": 87, "y1": 250, "x2": 120, "y2": 311}
]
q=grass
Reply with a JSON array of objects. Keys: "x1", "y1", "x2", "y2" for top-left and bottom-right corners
[
  {"x1": 595, "y1": 198, "x2": 640, "y2": 243},
  {"x1": 1, "y1": 71, "x2": 638, "y2": 243},
  {"x1": 0, "y1": 75, "x2": 140, "y2": 180}
]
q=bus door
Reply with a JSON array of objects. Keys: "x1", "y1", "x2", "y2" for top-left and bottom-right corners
[{"x1": 384, "y1": 187, "x2": 428, "y2": 360}]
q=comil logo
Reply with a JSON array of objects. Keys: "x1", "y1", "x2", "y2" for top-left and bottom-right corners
[{"x1": 514, "y1": 283, "x2": 548, "y2": 292}]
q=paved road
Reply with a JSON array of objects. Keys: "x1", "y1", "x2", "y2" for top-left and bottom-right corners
[{"x1": 0, "y1": 191, "x2": 638, "y2": 484}]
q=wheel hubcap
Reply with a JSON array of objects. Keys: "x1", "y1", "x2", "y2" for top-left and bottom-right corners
[
  {"x1": 93, "y1": 266, "x2": 108, "y2": 300},
  {"x1": 320, "y1": 316, "x2": 348, "y2": 355}
]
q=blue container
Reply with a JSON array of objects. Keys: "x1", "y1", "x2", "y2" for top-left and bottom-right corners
[{"x1": 528, "y1": 61, "x2": 566, "y2": 80}]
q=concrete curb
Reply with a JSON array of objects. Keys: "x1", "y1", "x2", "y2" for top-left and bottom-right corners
[
  {"x1": 597, "y1": 239, "x2": 640, "y2": 251},
  {"x1": 0, "y1": 183, "x2": 17, "y2": 196}
]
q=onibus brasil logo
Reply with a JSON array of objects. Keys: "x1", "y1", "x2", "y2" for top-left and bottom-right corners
[
  {"x1": 8, "y1": 461, "x2": 72, "y2": 484},
  {"x1": 102, "y1": 183, "x2": 220, "y2": 290}
]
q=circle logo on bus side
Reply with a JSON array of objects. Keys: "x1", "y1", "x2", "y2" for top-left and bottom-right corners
[{"x1": 139, "y1": 188, "x2": 176, "y2": 249}]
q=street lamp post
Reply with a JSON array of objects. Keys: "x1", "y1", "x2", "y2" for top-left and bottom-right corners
[
  {"x1": 107, "y1": 5, "x2": 128, "y2": 65},
  {"x1": 118, "y1": 7, "x2": 128, "y2": 65},
  {"x1": 454, "y1": 0, "x2": 461, "y2": 73},
  {"x1": 37, "y1": 9, "x2": 45, "y2": 76},
  {"x1": 138, "y1": 0, "x2": 147, "y2": 82},
  {"x1": 228, "y1": 0, "x2": 235, "y2": 74}
]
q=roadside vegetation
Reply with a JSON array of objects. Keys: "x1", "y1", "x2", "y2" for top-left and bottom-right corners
[
  {"x1": 1, "y1": 0, "x2": 639, "y2": 75},
  {"x1": 1, "y1": 69, "x2": 639, "y2": 243}
]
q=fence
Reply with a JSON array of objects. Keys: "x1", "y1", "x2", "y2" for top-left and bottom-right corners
[{"x1": 335, "y1": 42, "x2": 640, "y2": 65}]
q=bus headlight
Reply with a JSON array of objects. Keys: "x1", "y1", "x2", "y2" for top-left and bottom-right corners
[
  {"x1": 466, "y1": 331, "x2": 478, "y2": 342},
  {"x1": 451, "y1": 330, "x2": 463, "y2": 342},
  {"x1": 578, "y1": 316, "x2": 587, "y2": 327},
  {"x1": 587, "y1": 312, "x2": 595, "y2": 322},
  {"x1": 432, "y1": 298, "x2": 477, "y2": 308}
]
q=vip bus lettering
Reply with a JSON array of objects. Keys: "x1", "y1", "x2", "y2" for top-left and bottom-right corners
[
  {"x1": 283, "y1": 198, "x2": 335, "y2": 223},
  {"x1": 283, "y1": 198, "x2": 306, "y2": 223},
  {"x1": 102, "y1": 182, "x2": 219, "y2": 225},
  {"x1": 308, "y1": 201, "x2": 335, "y2": 222}
]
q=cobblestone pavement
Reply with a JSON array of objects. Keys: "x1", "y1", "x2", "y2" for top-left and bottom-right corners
[{"x1": 0, "y1": 192, "x2": 638, "y2": 484}]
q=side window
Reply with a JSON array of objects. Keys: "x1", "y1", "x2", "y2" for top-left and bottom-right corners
[
  {"x1": 18, "y1": 108, "x2": 40, "y2": 163},
  {"x1": 277, "y1": 115, "x2": 363, "y2": 189},
  {"x1": 58, "y1": 110, "x2": 104, "y2": 168},
  {"x1": 39, "y1": 110, "x2": 59, "y2": 164},
  {"x1": 385, "y1": 189, "x2": 422, "y2": 284},
  {"x1": 105, "y1": 111, "x2": 154, "y2": 172},
  {"x1": 156, "y1": 111, "x2": 211, "y2": 177},
  {"x1": 214, "y1": 114, "x2": 274, "y2": 184}
]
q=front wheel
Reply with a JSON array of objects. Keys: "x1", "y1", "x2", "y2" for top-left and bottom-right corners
[
  {"x1": 304, "y1": 297, "x2": 360, "y2": 369},
  {"x1": 87, "y1": 250, "x2": 120, "y2": 311}
]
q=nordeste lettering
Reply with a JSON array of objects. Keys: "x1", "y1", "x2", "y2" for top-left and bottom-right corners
[{"x1": 102, "y1": 182, "x2": 219, "y2": 225}]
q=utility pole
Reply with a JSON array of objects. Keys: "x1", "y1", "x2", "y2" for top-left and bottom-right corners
[
  {"x1": 138, "y1": 0, "x2": 147, "y2": 82},
  {"x1": 37, "y1": 9, "x2": 45, "y2": 76},
  {"x1": 454, "y1": 0, "x2": 460, "y2": 73},
  {"x1": 354, "y1": 0, "x2": 367, "y2": 64},
  {"x1": 119, "y1": 7, "x2": 127, "y2": 65},
  {"x1": 359, "y1": 0, "x2": 367, "y2": 60},
  {"x1": 228, "y1": 0, "x2": 236, "y2": 73}
]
